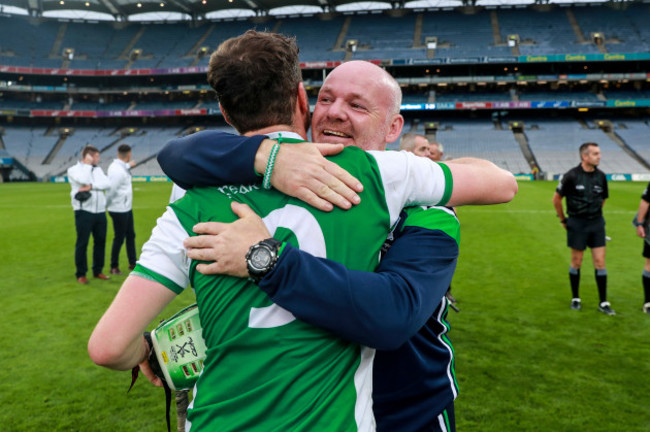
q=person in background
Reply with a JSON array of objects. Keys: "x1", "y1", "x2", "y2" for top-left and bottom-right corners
[
  {"x1": 67, "y1": 145, "x2": 111, "y2": 284},
  {"x1": 552, "y1": 142, "x2": 613, "y2": 315},
  {"x1": 429, "y1": 141, "x2": 444, "y2": 162},
  {"x1": 401, "y1": 134, "x2": 458, "y2": 308},
  {"x1": 399, "y1": 132, "x2": 430, "y2": 158},
  {"x1": 106, "y1": 144, "x2": 137, "y2": 275},
  {"x1": 633, "y1": 183, "x2": 650, "y2": 314}
]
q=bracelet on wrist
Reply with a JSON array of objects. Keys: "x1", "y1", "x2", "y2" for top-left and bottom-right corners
[{"x1": 262, "y1": 142, "x2": 280, "y2": 190}]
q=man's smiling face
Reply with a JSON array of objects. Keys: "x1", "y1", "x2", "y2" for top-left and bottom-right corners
[{"x1": 311, "y1": 61, "x2": 403, "y2": 151}]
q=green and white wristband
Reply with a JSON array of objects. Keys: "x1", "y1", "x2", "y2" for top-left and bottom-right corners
[{"x1": 263, "y1": 142, "x2": 281, "y2": 190}]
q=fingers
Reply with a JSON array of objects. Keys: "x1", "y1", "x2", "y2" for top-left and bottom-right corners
[
  {"x1": 314, "y1": 142, "x2": 344, "y2": 156},
  {"x1": 294, "y1": 189, "x2": 335, "y2": 212},
  {"x1": 307, "y1": 168, "x2": 362, "y2": 210},
  {"x1": 139, "y1": 361, "x2": 164, "y2": 388},
  {"x1": 231, "y1": 201, "x2": 256, "y2": 218},
  {"x1": 184, "y1": 233, "x2": 222, "y2": 249},
  {"x1": 196, "y1": 259, "x2": 248, "y2": 278},
  {"x1": 195, "y1": 262, "x2": 223, "y2": 275},
  {"x1": 324, "y1": 161, "x2": 364, "y2": 193},
  {"x1": 186, "y1": 246, "x2": 215, "y2": 262},
  {"x1": 191, "y1": 221, "x2": 227, "y2": 235}
]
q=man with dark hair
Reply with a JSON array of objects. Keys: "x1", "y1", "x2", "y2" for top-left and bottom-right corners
[
  {"x1": 553, "y1": 142, "x2": 613, "y2": 315},
  {"x1": 207, "y1": 30, "x2": 306, "y2": 134},
  {"x1": 399, "y1": 132, "x2": 431, "y2": 158},
  {"x1": 67, "y1": 145, "x2": 111, "y2": 284},
  {"x1": 89, "y1": 31, "x2": 460, "y2": 431},
  {"x1": 106, "y1": 144, "x2": 137, "y2": 275}
]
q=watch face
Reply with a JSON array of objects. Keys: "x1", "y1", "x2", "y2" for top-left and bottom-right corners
[{"x1": 250, "y1": 247, "x2": 272, "y2": 271}]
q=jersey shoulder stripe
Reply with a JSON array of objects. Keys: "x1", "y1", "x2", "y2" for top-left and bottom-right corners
[{"x1": 402, "y1": 206, "x2": 460, "y2": 245}]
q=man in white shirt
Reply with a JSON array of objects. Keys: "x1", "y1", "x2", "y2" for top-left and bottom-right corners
[
  {"x1": 67, "y1": 145, "x2": 111, "y2": 284},
  {"x1": 106, "y1": 144, "x2": 137, "y2": 275}
]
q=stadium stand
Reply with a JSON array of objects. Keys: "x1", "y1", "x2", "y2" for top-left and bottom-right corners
[
  {"x1": 276, "y1": 15, "x2": 346, "y2": 62},
  {"x1": 1, "y1": 2, "x2": 650, "y2": 181},
  {"x1": 524, "y1": 118, "x2": 648, "y2": 174},
  {"x1": 432, "y1": 120, "x2": 530, "y2": 174}
]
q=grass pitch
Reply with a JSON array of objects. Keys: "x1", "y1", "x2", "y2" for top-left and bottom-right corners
[{"x1": 1, "y1": 181, "x2": 649, "y2": 431}]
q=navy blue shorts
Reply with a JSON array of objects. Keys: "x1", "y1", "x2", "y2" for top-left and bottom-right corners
[{"x1": 566, "y1": 216, "x2": 606, "y2": 250}]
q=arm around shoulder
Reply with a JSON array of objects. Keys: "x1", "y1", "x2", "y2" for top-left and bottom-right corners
[
  {"x1": 445, "y1": 158, "x2": 517, "y2": 206},
  {"x1": 157, "y1": 131, "x2": 266, "y2": 189}
]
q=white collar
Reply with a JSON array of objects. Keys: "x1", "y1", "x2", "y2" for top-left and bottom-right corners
[{"x1": 265, "y1": 131, "x2": 304, "y2": 141}]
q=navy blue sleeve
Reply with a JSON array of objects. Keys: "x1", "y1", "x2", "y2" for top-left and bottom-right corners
[
  {"x1": 259, "y1": 226, "x2": 458, "y2": 350},
  {"x1": 157, "y1": 130, "x2": 267, "y2": 190}
]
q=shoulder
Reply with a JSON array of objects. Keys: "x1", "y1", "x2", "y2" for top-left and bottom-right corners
[
  {"x1": 564, "y1": 166, "x2": 580, "y2": 178},
  {"x1": 67, "y1": 162, "x2": 82, "y2": 174},
  {"x1": 401, "y1": 205, "x2": 460, "y2": 244}
]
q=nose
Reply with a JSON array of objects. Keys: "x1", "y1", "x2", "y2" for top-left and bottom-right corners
[{"x1": 327, "y1": 98, "x2": 348, "y2": 121}]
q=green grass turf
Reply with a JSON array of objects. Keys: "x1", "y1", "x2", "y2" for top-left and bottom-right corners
[{"x1": 1, "y1": 181, "x2": 649, "y2": 431}]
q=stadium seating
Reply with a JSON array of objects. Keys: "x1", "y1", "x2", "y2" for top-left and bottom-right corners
[
  {"x1": 2, "y1": 4, "x2": 650, "y2": 181},
  {"x1": 524, "y1": 118, "x2": 648, "y2": 174},
  {"x1": 407, "y1": 119, "x2": 531, "y2": 174},
  {"x1": 3, "y1": 5, "x2": 649, "y2": 69}
]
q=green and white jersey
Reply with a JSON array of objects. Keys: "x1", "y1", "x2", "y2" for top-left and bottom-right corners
[{"x1": 133, "y1": 142, "x2": 452, "y2": 432}]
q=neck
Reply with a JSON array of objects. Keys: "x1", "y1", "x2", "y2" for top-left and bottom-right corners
[
  {"x1": 581, "y1": 161, "x2": 595, "y2": 172},
  {"x1": 244, "y1": 124, "x2": 307, "y2": 140}
]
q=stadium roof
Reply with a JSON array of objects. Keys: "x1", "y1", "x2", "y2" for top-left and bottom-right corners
[{"x1": 0, "y1": 0, "x2": 633, "y2": 21}]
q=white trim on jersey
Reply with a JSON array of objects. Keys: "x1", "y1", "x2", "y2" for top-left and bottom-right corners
[
  {"x1": 367, "y1": 150, "x2": 448, "y2": 227},
  {"x1": 137, "y1": 207, "x2": 192, "y2": 289},
  {"x1": 355, "y1": 346, "x2": 377, "y2": 432}
]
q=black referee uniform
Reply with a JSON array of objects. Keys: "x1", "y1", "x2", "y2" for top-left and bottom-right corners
[
  {"x1": 556, "y1": 163, "x2": 610, "y2": 310},
  {"x1": 557, "y1": 163, "x2": 609, "y2": 249}
]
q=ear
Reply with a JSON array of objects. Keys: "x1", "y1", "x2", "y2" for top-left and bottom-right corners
[
  {"x1": 384, "y1": 114, "x2": 405, "y2": 144},
  {"x1": 297, "y1": 82, "x2": 309, "y2": 116},
  {"x1": 219, "y1": 103, "x2": 233, "y2": 126}
]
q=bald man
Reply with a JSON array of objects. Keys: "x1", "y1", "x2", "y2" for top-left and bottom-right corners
[{"x1": 158, "y1": 60, "x2": 516, "y2": 432}]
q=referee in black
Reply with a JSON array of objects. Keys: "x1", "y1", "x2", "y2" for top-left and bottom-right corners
[{"x1": 552, "y1": 142, "x2": 614, "y2": 315}]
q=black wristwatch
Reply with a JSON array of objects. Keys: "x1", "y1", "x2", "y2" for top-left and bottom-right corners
[{"x1": 246, "y1": 238, "x2": 282, "y2": 284}]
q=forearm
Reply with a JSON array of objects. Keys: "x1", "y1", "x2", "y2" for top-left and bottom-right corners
[
  {"x1": 260, "y1": 227, "x2": 457, "y2": 350},
  {"x1": 445, "y1": 158, "x2": 518, "y2": 206},
  {"x1": 157, "y1": 130, "x2": 267, "y2": 189},
  {"x1": 91, "y1": 173, "x2": 111, "y2": 191},
  {"x1": 88, "y1": 275, "x2": 176, "y2": 370},
  {"x1": 638, "y1": 200, "x2": 649, "y2": 222},
  {"x1": 552, "y1": 193, "x2": 565, "y2": 219}
]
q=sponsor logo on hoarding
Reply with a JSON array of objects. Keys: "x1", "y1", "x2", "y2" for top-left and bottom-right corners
[
  {"x1": 457, "y1": 102, "x2": 492, "y2": 109},
  {"x1": 604, "y1": 54, "x2": 626, "y2": 61},
  {"x1": 614, "y1": 100, "x2": 636, "y2": 107},
  {"x1": 525, "y1": 56, "x2": 548, "y2": 62}
]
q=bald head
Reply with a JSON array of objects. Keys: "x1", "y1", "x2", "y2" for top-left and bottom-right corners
[
  {"x1": 311, "y1": 61, "x2": 404, "y2": 151},
  {"x1": 336, "y1": 61, "x2": 402, "y2": 114}
]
